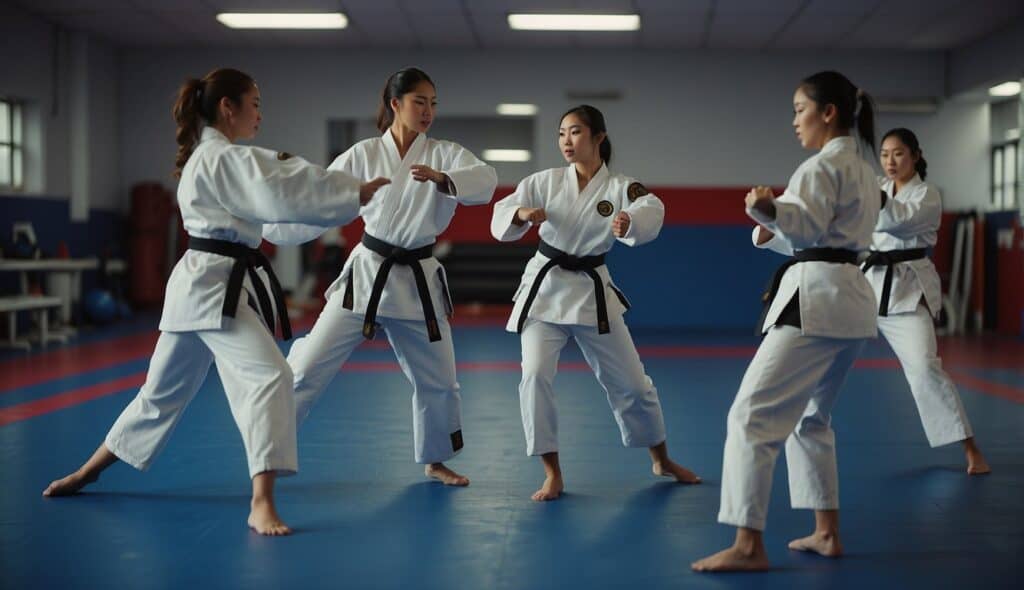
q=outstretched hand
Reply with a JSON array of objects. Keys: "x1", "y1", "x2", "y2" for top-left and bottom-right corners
[
  {"x1": 360, "y1": 177, "x2": 391, "y2": 205},
  {"x1": 411, "y1": 165, "x2": 443, "y2": 183}
]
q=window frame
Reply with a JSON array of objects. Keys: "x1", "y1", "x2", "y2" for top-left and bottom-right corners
[
  {"x1": 991, "y1": 139, "x2": 1019, "y2": 210},
  {"x1": 0, "y1": 97, "x2": 25, "y2": 191}
]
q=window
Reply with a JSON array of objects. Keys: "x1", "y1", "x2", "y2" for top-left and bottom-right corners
[
  {"x1": 0, "y1": 98, "x2": 24, "y2": 190},
  {"x1": 992, "y1": 140, "x2": 1019, "y2": 210}
]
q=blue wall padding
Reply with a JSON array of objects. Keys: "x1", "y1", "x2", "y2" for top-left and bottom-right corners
[{"x1": 606, "y1": 224, "x2": 783, "y2": 330}]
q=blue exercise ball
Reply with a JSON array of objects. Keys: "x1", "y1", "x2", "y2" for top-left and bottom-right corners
[{"x1": 84, "y1": 289, "x2": 118, "y2": 324}]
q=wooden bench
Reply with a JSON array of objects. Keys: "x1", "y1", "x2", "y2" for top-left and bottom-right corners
[{"x1": 0, "y1": 295, "x2": 64, "y2": 350}]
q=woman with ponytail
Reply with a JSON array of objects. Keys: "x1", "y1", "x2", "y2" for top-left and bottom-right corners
[
  {"x1": 864, "y1": 128, "x2": 990, "y2": 474},
  {"x1": 693, "y1": 71, "x2": 880, "y2": 572},
  {"x1": 43, "y1": 68, "x2": 389, "y2": 536},
  {"x1": 264, "y1": 67, "x2": 496, "y2": 487},
  {"x1": 490, "y1": 105, "x2": 701, "y2": 501}
]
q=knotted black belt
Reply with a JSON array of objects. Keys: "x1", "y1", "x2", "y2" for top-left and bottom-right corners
[
  {"x1": 354, "y1": 233, "x2": 440, "y2": 342},
  {"x1": 861, "y1": 248, "x2": 928, "y2": 316},
  {"x1": 516, "y1": 239, "x2": 611, "y2": 334},
  {"x1": 756, "y1": 248, "x2": 859, "y2": 334},
  {"x1": 188, "y1": 236, "x2": 291, "y2": 340}
]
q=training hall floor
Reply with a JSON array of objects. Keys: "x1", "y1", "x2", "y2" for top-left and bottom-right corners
[{"x1": 2, "y1": 310, "x2": 1021, "y2": 589}]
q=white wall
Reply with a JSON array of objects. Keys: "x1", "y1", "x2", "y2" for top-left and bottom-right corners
[
  {"x1": 0, "y1": 4, "x2": 119, "y2": 212},
  {"x1": 908, "y1": 99, "x2": 991, "y2": 211},
  {"x1": 117, "y1": 47, "x2": 946, "y2": 195}
]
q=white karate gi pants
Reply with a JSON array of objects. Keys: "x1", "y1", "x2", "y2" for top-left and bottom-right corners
[
  {"x1": 877, "y1": 303, "x2": 973, "y2": 447},
  {"x1": 287, "y1": 299, "x2": 463, "y2": 465},
  {"x1": 105, "y1": 303, "x2": 298, "y2": 478},
  {"x1": 718, "y1": 326, "x2": 865, "y2": 531},
  {"x1": 518, "y1": 316, "x2": 667, "y2": 456}
]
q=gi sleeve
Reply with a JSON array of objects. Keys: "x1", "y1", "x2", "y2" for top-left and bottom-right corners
[
  {"x1": 440, "y1": 142, "x2": 498, "y2": 206},
  {"x1": 747, "y1": 159, "x2": 835, "y2": 249},
  {"x1": 207, "y1": 145, "x2": 362, "y2": 226},
  {"x1": 875, "y1": 183, "x2": 941, "y2": 239},
  {"x1": 490, "y1": 175, "x2": 537, "y2": 242},
  {"x1": 751, "y1": 226, "x2": 795, "y2": 256},
  {"x1": 618, "y1": 181, "x2": 664, "y2": 247}
]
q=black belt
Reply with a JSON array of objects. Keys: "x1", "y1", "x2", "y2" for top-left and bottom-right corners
[
  {"x1": 862, "y1": 248, "x2": 928, "y2": 316},
  {"x1": 516, "y1": 239, "x2": 610, "y2": 334},
  {"x1": 187, "y1": 236, "x2": 291, "y2": 340},
  {"x1": 756, "y1": 248, "x2": 859, "y2": 335},
  {"x1": 356, "y1": 233, "x2": 440, "y2": 342}
]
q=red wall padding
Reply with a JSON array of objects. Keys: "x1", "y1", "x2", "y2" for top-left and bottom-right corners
[{"x1": 339, "y1": 185, "x2": 763, "y2": 246}]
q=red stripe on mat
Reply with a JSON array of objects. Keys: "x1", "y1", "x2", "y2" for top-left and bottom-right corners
[
  {"x1": 948, "y1": 370, "x2": 1024, "y2": 404},
  {"x1": 0, "y1": 373, "x2": 146, "y2": 427},
  {"x1": 0, "y1": 333, "x2": 158, "y2": 393},
  {"x1": 5, "y1": 356, "x2": 1022, "y2": 428}
]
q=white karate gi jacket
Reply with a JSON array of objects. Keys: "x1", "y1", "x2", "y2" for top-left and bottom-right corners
[
  {"x1": 750, "y1": 136, "x2": 879, "y2": 339},
  {"x1": 491, "y1": 163, "x2": 664, "y2": 331},
  {"x1": 868, "y1": 174, "x2": 943, "y2": 317},
  {"x1": 159, "y1": 127, "x2": 363, "y2": 333},
  {"x1": 263, "y1": 131, "x2": 497, "y2": 321}
]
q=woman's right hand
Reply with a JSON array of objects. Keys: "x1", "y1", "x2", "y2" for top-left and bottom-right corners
[
  {"x1": 359, "y1": 177, "x2": 391, "y2": 205},
  {"x1": 514, "y1": 207, "x2": 547, "y2": 226}
]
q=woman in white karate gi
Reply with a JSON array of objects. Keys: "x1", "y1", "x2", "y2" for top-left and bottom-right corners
[
  {"x1": 865, "y1": 127, "x2": 989, "y2": 474},
  {"x1": 265, "y1": 68, "x2": 497, "y2": 486},
  {"x1": 693, "y1": 71, "x2": 880, "y2": 571},
  {"x1": 43, "y1": 68, "x2": 389, "y2": 536},
  {"x1": 490, "y1": 105, "x2": 701, "y2": 502}
]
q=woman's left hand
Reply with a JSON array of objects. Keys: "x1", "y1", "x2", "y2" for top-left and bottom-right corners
[
  {"x1": 411, "y1": 165, "x2": 443, "y2": 183},
  {"x1": 612, "y1": 211, "x2": 631, "y2": 237}
]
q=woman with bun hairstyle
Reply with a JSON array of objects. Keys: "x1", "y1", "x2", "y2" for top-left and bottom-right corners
[
  {"x1": 864, "y1": 127, "x2": 990, "y2": 475},
  {"x1": 491, "y1": 104, "x2": 701, "y2": 502}
]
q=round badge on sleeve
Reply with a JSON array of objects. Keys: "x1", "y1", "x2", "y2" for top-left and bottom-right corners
[
  {"x1": 596, "y1": 200, "x2": 614, "y2": 217},
  {"x1": 627, "y1": 182, "x2": 649, "y2": 202},
  {"x1": 276, "y1": 151, "x2": 294, "y2": 161}
]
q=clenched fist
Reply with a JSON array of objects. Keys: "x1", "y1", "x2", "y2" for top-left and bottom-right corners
[
  {"x1": 514, "y1": 207, "x2": 547, "y2": 226},
  {"x1": 744, "y1": 185, "x2": 777, "y2": 220},
  {"x1": 611, "y1": 211, "x2": 631, "y2": 237}
]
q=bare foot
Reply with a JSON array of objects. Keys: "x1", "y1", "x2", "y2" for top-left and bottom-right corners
[
  {"x1": 42, "y1": 470, "x2": 98, "y2": 497},
  {"x1": 691, "y1": 545, "x2": 770, "y2": 572},
  {"x1": 652, "y1": 460, "x2": 702, "y2": 484},
  {"x1": 531, "y1": 474, "x2": 564, "y2": 502},
  {"x1": 965, "y1": 440, "x2": 991, "y2": 475},
  {"x1": 247, "y1": 497, "x2": 292, "y2": 536},
  {"x1": 788, "y1": 531, "x2": 843, "y2": 557},
  {"x1": 425, "y1": 463, "x2": 470, "y2": 486}
]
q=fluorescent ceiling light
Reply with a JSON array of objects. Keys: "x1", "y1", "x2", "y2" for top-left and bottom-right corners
[
  {"x1": 508, "y1": 14, "x2": 640, "y2": 32},
  {"x1": 497, "y1": 103, "x2": 538, "y2": 116},
  {"x1": 483, "y1": 149, "x2": 532, "y2": 162},
  {"x1": 989, "y1": 81, "x2": 1021, "y2": 97},
  {"x1": 216, "y1": 13, "x2": 348, "y2": 29}
]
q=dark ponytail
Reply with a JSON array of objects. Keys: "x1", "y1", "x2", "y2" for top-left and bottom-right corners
[
  {"x1": 882, "y1": 127, "x2": 928, "y2": 180},
  {"x1": 560, "y1": 104, "x2": 612, "y2": 165},
  {"x1": 172, "y1": 68, "x2": 255, "y2": 178},
  {"x1": 800, "y1": 70, "x2": 876, "y2": 154},
  {"x1": 376, "y1": 67, "x2": 435, "y2": 133}
]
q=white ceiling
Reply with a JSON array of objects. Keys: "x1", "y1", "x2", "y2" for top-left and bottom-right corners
[{"x1": 12, "y1": 0, "x2": 1024, "y2": 50}]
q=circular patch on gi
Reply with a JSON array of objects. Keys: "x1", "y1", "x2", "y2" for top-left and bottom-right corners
[
  {"x1": 276, "y1": 151, "x2": 294, "y2": 161},
  {"x1": 627, "y1": 182, "x2": 649, "y2": 202},
  {"x1": 596, "y1": 200, "x2": 614, "y2": 217}
]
